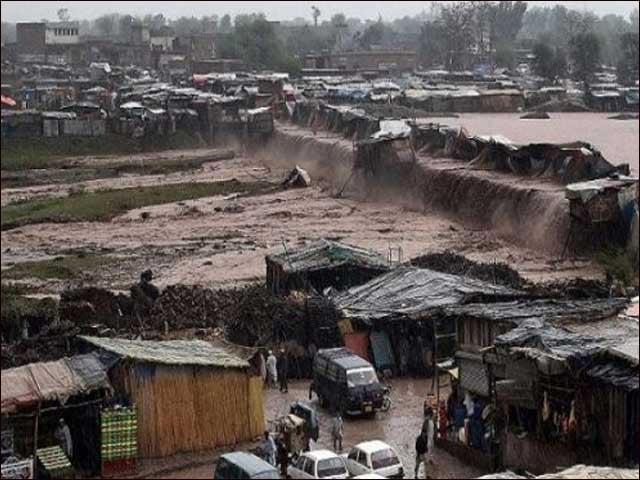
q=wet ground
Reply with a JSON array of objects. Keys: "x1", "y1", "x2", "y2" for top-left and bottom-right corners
[{"x1": 153, "y1": 378, "x2": 484, "y2": 479}]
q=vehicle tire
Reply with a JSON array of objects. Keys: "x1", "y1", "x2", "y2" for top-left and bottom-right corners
[{"x1": 382, "y1": 396, "x2": 392, "y2": 412}]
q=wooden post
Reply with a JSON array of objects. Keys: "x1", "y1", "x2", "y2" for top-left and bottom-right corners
[{"x1": 32, "y1": 402, "x2": 41, "y2": 476}]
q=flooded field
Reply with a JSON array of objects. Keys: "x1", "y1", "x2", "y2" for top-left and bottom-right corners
[{"x1": 440, "y1": 113, "x2": 639, "y2": 174}]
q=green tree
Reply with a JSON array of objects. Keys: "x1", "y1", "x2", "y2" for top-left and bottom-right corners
[
  {"x1": 57, "y1": 8, "x2": 70, "y2": 22},
  {"x1": 358, "y1": 20, "x2": 385, "y2": 50},
  {"x1": 617, "y1": 32, "x2": 639, "y2": 85},
  {"x1": 93, "y1": 14, "x2": 120, "y2": 37},
  {"x1": 569, "y1": 32, "x2": 601, "y2": 82},
  {"x1": 437, "y1": 1, "x2": 479, "y2": 70},
  {"x1": 418, "y1": 20, "x2": 447, "y2": 67},
  {"x1": 219, "y1": 14, "x2": 232, "y2": 33},
  {"x1": 311, "y1": 6, "x2": 321, "y2": 28},
  {"x1": 532, "y1": 42, "x2": 567, "y2": 81}
]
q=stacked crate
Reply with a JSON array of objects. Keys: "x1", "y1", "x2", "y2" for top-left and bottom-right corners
[{"x1": 101, "y1": 406, "x2": 138, "y2": 477}]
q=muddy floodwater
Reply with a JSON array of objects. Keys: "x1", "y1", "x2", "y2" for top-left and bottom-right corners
[
  {"x1": 440, "y1": 113, "x2": 639, "y2": 174},
  {"x1": 158, "y1": 378, "x2": 483, "y2": 479}
]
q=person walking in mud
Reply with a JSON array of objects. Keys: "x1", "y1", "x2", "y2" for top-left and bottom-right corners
[
  {"x1": 266, "y1": 350, "x2": 278, "y2": 388},
  {"x1": 423, "y1": 407, "x2": 436, "y2": 468},
  {"x1": 414, "y1": 429, "x2": 428, "y2": 479},
  {"x1": 277, "y1": 437, "x2": 289, "y2": 478},
  {"x1": 331, "y1": 412, "x2": 344, "y2": 453},
  {"x1": 277, "y1": 348, "x2": 289, "y2": 393}
]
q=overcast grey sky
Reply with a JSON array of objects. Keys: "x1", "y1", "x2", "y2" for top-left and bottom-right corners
[{"x1": 1, "y1": 1, "x2": 637, "y2": 23}]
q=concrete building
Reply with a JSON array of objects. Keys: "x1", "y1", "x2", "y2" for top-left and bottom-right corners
[
  {"x1": 45, "y1": 21, "x2": 80, "y2": 45},
  {"x1": 305, "y1": 50, "x2": 417, "y2": 73},
  {"x1": 150, "y1": 26, "x2": 176, "y2": 52}
]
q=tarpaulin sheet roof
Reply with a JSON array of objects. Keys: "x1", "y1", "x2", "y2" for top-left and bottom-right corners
[
  {"x1": 80, "y1": 336, "x2": 250, "y2": 369},
  {"x1": 495, "y1": 319, "x2": 603, "y2": 367},
  {"x1": 566, "y1": 177, "x2": 638, "y2": 204},
  {"x1": 267, "y1": 239, "x2": 389, "y2": 274},
  {"x1": 495, "y1": 312, "x2": 638, "y2": 385},
  {"x1": 536, "y1": 465, "x2": 639, "y2": 479},
  {"x1": 478, "y1": 466, "x2": 639, "y2": 479},
  {"x1": 334, "y1": 267, "x2": 524, "y2": 322},
  {"x1": 443, "y1": 298, "x2": 628, "y2": 324},
  {"x1": 1, "y1": 353, "x2": 111, "y2": 414}
]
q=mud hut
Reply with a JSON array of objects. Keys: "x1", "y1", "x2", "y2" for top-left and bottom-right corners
[
  {"x1": 79, "y1": 336, "x2": 264, "y2": 459},
  {"x1": 266, "y1": 239, "x2": 389, "y2": 295}
]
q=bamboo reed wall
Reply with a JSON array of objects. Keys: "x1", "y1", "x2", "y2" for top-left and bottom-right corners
[{"x1": 116, "y1": 363, "x2": 264, "y2": 458}]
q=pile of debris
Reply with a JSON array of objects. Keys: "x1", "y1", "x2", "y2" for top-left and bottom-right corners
[
  {"x1": 148, "y1": 284, "x2": 229, "y2": 331},
  {"x1": 410, "y1": 251, "x2": 526, "y2": 289}
]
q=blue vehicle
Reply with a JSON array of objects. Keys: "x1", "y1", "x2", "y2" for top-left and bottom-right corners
[{"x1": 214, "y1": 452, "x2": 280, "y2": 479}]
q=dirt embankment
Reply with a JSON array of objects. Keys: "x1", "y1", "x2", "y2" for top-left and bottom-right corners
[{"x1": 261, "y1": 123, "x2": 571, "y2": 255}]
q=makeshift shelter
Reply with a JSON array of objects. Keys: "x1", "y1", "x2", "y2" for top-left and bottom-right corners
[
  {"x1": 1, "y1": 354, "x2": 112, "y2": 477},
  {"x1": 79, "y1": 336, "x2": 264, "y2": 459},
  {"x1": 266, "y1": 239, "x2": 389, "y2": 295},
  {"x1": 489, "y1": 306, "x2": 638, "y2": 473},
  {"x1": 333, "y1": 267, "x2": 525, "y2": 375}
]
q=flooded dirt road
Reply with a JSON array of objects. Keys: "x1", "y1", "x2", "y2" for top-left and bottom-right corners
[{"x1": 154, "y1": 378, "x2": 484, "y2": 479}]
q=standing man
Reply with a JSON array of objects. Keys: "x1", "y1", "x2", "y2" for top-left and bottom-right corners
[
  {"x1": 277, "y1": 437, "x2": 289, "y2": 478},
  {"x1": 54, "y1": 418, "x2": 73, "y2": 460},
  {"x1": 258, "y1": 350, "x2": 267, "y2": 385},
  {"x1": 331, "y1": 412, "x2": 344, "y2": 453},
  {"x1": 277, "y1": 349, "x2": 289, "y2": 393},
  {"x1": 414, "y1": 429, "x2": 428, "y2": 479},
  {"x1": 266, "y1": 350, "x2": 278, "y2": 388},
  {"x1": 423, "y1": 408, "x2": 436, "y2": 467}
]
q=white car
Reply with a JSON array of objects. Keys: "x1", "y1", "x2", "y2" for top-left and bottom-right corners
[
  {"x1": 345, "y1": 441, "x2": 404, "y2": 479},
  {"x1": 353, "y1": 475, "x2": 387, "y2": 479},
  {"x1": 287, "y1": 450, "x2": 349, "y2": 479}
]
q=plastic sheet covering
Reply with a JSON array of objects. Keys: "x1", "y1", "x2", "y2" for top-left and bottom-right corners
[
  {"x1": 495, "y1": 315, "x2": 639, "y2": 381},
  {"x1": 334, "y1": 267, "x2": 524, "y2": 323},
  {"x1": 536, "y1": 465, "x2": 640, "y2": 479},
  {"x1": 66, "y1": 353, "x2": 112, "y2": 392},
  {"x1": 267, "y1": 239, "x2": 389, "y2": 274},
  {"x1": 1, "y1": 354, "x2": 110, "y2": 413},
  {"x1": 444, "y1": 298, "x2": 627, "y2": 325},
  {"x1": 586, "y1": 363, "x2": 639, "y2": 391}
]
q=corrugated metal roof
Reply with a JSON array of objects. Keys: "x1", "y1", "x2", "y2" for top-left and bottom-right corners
[
  {"x1": 80, "y1": 336, "x2": 250, "y2": 368},
  {"x1": 267, "y1": 239, "x2": 389, "y2": 274}
]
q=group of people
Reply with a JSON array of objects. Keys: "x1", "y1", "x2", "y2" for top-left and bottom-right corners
[{"x1": 260, "y1": 349, "x2": 290, "y2": 393}]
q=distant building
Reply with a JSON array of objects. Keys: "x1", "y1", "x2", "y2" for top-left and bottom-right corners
[
  {"x1": 150, "y1": 26, "x2": 176, "y2": 52},
  {"x1": 16, "y1": 21, "x2": 80, "y2": 64},
  {"x1": 305, "y1": 50, "x2": 417, "y2": 73},
  {"x1": 45, "y1": 21, "x2": 80, "y2": 45}
]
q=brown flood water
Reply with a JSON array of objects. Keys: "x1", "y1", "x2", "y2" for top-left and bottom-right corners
[{"x1": 432, "y1": 113, "x2": 639, "y2": 175}]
